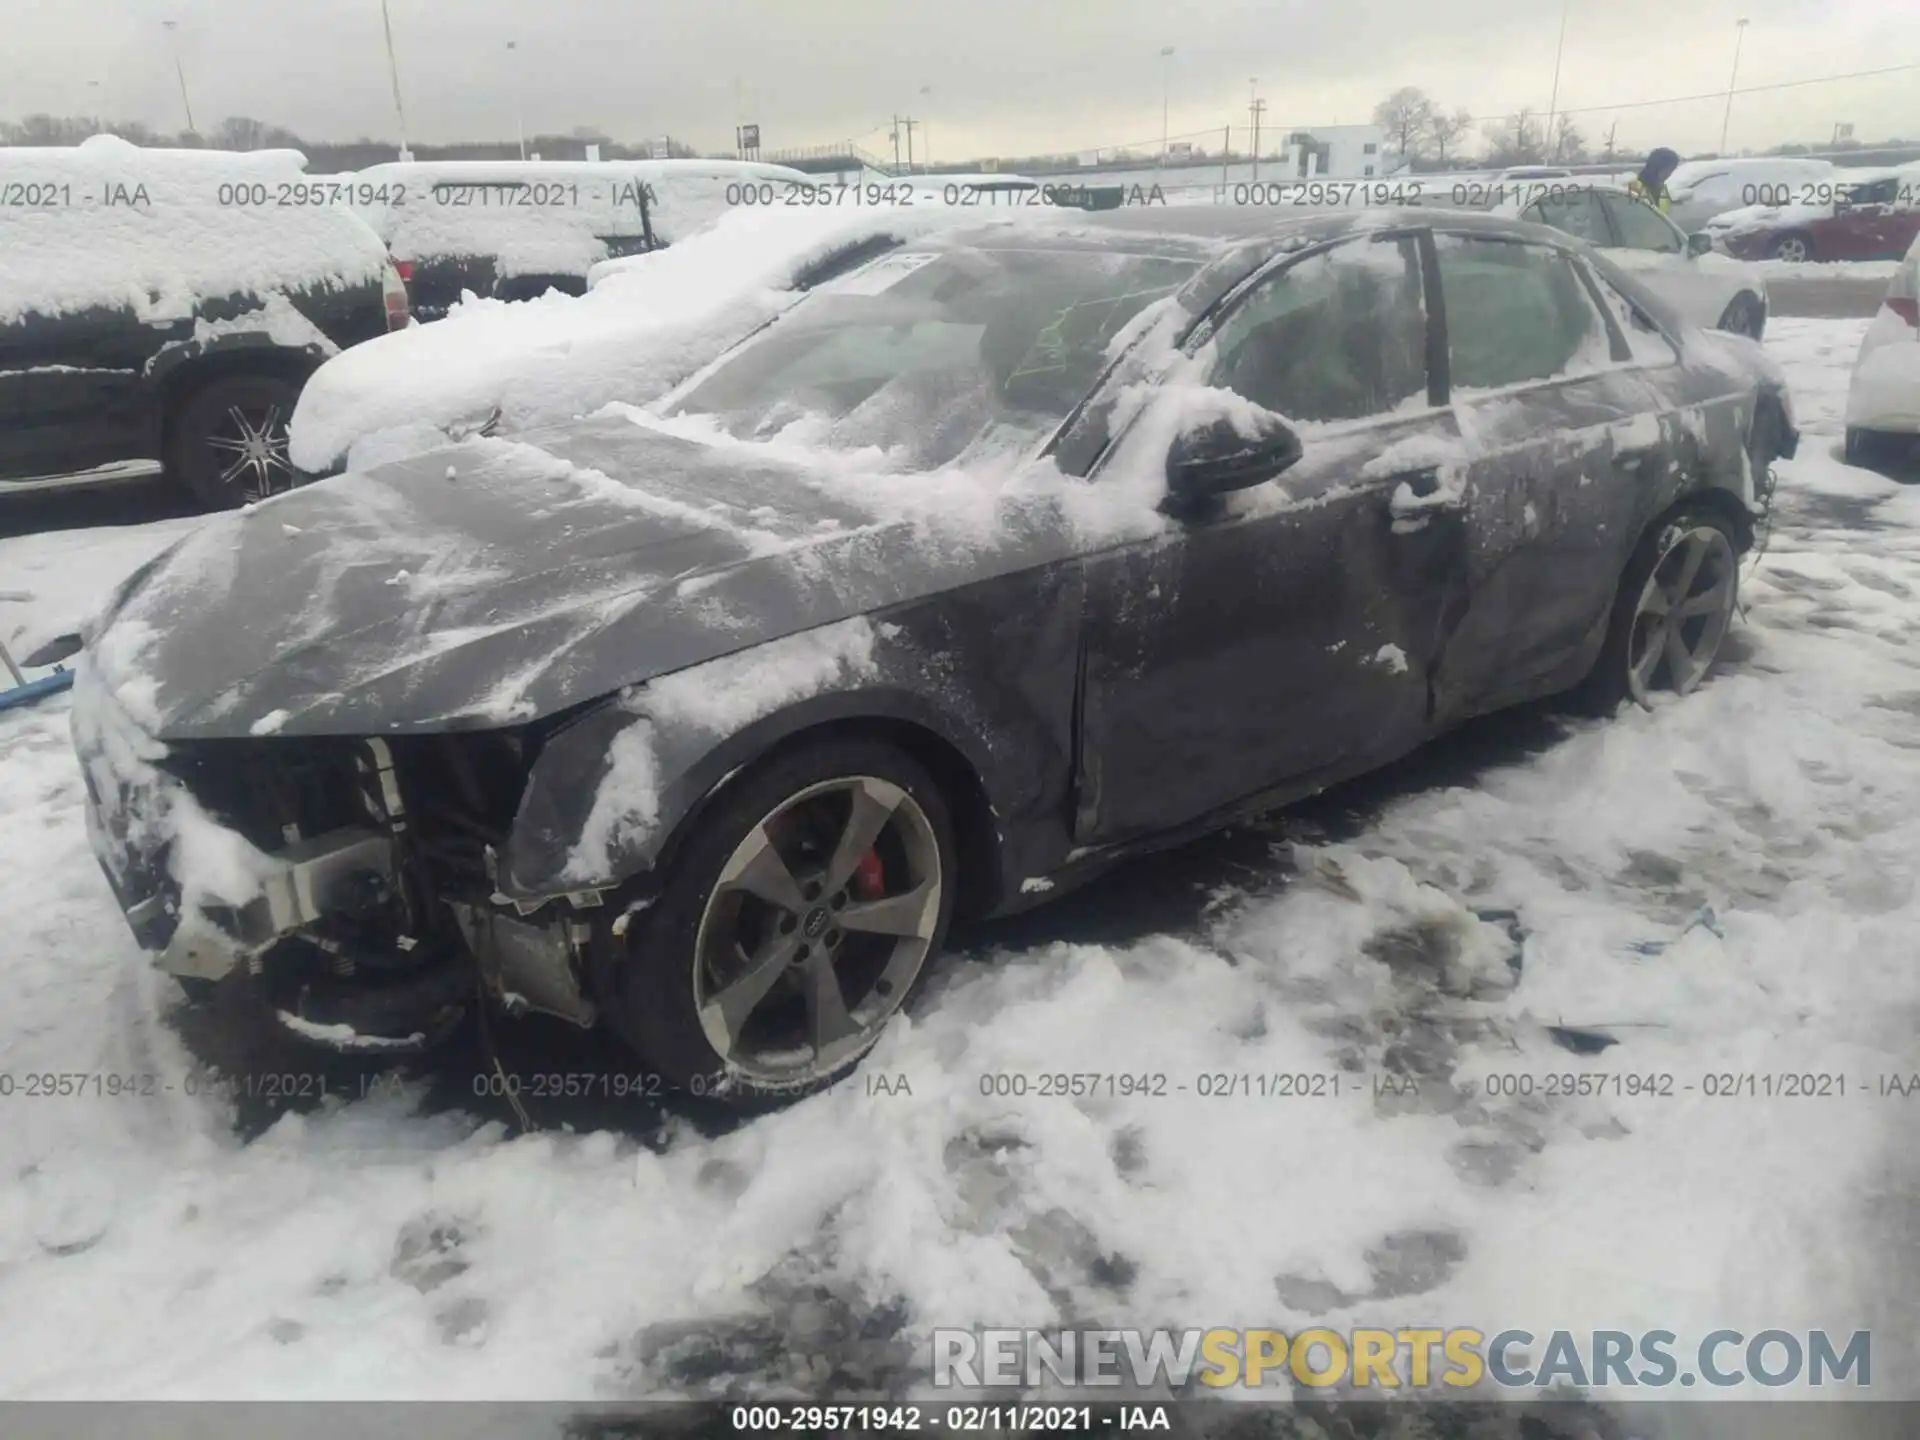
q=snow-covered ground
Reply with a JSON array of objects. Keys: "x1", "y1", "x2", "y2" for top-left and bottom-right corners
[{"x1": 3, "y1": 317, "x2": 1919, "y2": 1415}]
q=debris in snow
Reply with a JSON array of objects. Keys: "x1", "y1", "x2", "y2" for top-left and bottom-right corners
[
  {"x1": 385, "y1": 569, "x2": 411, "y2": 586},
  {"x1": 274, "y1": 1010, "x2": 426, "y2": 1052},
  {"x1": 389, "y1": 1213, "x2": 475, "y2": 1294},
  {"x1": 1546, "y1": 1025, "x2": 1620, "y2": 1056}
]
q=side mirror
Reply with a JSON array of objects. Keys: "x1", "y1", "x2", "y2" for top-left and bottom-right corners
[
  {"x1": 1164, "y1": 411, "x2": 1304, "y2": 510},
  {"x1": 1687, "y1": 231, "x2": 1714, "y2": 258},
  {"x1": 23, "y1": 633, "x2": 83, "y2": 668}
]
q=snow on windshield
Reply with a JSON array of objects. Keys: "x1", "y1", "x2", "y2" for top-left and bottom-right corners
[
  {"x1": 662, "y1": 246, "x2": 1200, "y2": 472},
  {"x1": 0, "y1": 137, "x2": 389, "y2": 326},
  {"x1": 289, "y1": 205, "x2": 978, "y2": 472}
]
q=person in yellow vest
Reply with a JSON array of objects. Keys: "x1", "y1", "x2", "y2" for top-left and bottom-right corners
[{"x1": 1627, "y1": 148, "x2": 1680, "y2": 212}]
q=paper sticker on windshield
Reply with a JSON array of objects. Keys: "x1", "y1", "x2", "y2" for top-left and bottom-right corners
[{"x1": 827, "y1": 252, "x2": 941, "y2": 295}]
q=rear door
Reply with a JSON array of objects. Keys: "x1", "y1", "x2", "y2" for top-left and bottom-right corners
[
  {"x1": 1424, "y1": 230, "x2": 1661, "y2": 722},
  {"x1": 0, "y1": 305, "x2": 157, "y2": 483}
]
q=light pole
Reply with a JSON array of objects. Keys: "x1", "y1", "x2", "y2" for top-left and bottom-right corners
[
  {"x1": 919, "y1": 85, "x2": 931, "y2": 171},
  {"x1": 1159, "y1": 47, "x2": 1174, "y2": 164},
  {"x1": 1545, "y1": 0, "x2": 1569, "y2": 161},
  {"x1": 381, "y1": 0, "x2": 411, "y2": 160},
  {"x1": 507, "y1": 40, "x2": 525, "y2": 160},
  {"x1": 161, "y1": 20, "x2": 195, "y2": 137},
  {"x1": 1248, "y1": 78, "x2": 1266, "y2": 185},
  {"x1": 1720, "y1": 18, "x2": 1749, "y2": 154}
]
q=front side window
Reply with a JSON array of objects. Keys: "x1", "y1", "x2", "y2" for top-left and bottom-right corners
[
  {"x1": 1600, "y1": 193, "x2": 1684, "y2": 253},
  {"x1": 1435, "y1": 235, "x2": 1612, "y2": 390},
  {"x1": 1526, "y1": 190, "x2": 1612, "y2": 246},
  {"x1": 1204, "y1": 236, "x2": 1428, "y2": 423}
]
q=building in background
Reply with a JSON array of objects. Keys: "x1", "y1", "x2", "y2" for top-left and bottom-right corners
[{"x1": 1278, "y1": 124, "x2": 1389, "y2": 179}]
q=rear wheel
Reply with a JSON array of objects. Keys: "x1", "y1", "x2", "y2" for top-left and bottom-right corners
[
  {"x1": 1716, "y1": 293, "x2": 1766, "y2": 339},
  {"x1": 589, "y1": 737, "x2": 957, "y2": 1109},
  {"x1": 168, "y1": 374, "x2": 302, "y2": 508},
  {"x1": 1766, "y1": 232, "x2": 1814, "y2": 264},
  {"x1": 1576, "y1": 504, "x2": 1742, "y2": 711}
]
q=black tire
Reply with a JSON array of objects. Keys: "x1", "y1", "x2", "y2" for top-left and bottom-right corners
[
  {"x1": 167, "y1": 373, "x2": 303, "y2": 509},
  {"x1": 1845, "y1": 427, "x2": 1920, "y2": 479},
  {"x1": 1716, "y1": 292, "x2": 1766, "y2": 340},
  {"x1": 588, "y1": 736, "x2": 959, "y2": 1110},
  {"x1": 1766, "y1": 232, "x2": 1814, "y2": 264},
  {"x1": 1574, "y1": 502, "x2": 1743, "y2": 712}
]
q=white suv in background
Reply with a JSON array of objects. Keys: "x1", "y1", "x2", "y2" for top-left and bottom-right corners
[
  {"x1": 1845, "y1": 229, "x2": 1920, "y2": 474},
  {"x1": 1499, "y1": 183, "x2": 1771, "y2": 338}
]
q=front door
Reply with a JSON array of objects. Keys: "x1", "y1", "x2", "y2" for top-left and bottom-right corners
[{"x1": 1074, "y1": 231, "x2": 1465, "y2": 846}]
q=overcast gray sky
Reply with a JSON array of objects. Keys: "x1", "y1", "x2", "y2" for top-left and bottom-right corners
[{"x1": 6, "y1": 0, "x2": 1915, "y2": 161}]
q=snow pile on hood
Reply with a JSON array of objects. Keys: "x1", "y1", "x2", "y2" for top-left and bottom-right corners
[
  {"x1": 288, "y1": 204, "x2": 980, "y2": 473},
  {"x1": 1703, "y1": 202, "x2": 1832, "y2": 237},
  {"x1": 350, "y1": 159, "x2": 813, "y2": 278},
  {"x1": 0, "y1": 137, "x2": 389, "y2": 326}
]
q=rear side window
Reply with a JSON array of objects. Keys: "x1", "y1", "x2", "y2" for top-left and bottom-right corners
[
  {"x1": 1526, "y1": 191, "x2": 1611, "y2": 246},
  {"x1": 1205, "y1": 235, "x2": 1429, "y2": 423},
  {"x1": 1584, "y1": 270, "x2": 1681, "y2": 367},
  {"x1": 1435, "y1": 235, "x2": 1611, "y2": 390}
]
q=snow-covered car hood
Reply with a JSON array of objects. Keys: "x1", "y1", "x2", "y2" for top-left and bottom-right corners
[
  {"x1": 1704, "y1": 202, "x2": 1832, "y2": 237},
  {"x1": 83, "y1": 413, "x2": 1077, "y2": 743}
]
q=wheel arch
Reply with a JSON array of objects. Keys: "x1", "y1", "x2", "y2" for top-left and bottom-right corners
[
  {"x1": 154, "y1": 341, "x2": 322, "y2": 458},
  {"x1": 501, "y1": 686, "x2": 1013, "y2": 920}
]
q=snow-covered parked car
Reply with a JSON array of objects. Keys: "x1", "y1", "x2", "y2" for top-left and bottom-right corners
[
  {"x1": 1496, "y1": 182, "x2": 1769, "y2": 337},
  {"x1": 347, "y1": 157, "x2": 814, "y2": 322},
  {"x1": 0, "y1": 135, "x2": 407, "y2": 507},
  {"x1": 287, "y1": 205, "x2": 948, "y2": 478},
  {"x1": 1662, "y1": 156, "x2": 1838, "y2": 235},
  {"x1": 1702, "y1": 164, "x2": 1920, "y2": 264},
  {"x1": 71, "y1": 206, "x2": 1796, "y2": 1106},
  {"x1": 1844, "y1": 227, "x2": 1920, "y2": 473}
]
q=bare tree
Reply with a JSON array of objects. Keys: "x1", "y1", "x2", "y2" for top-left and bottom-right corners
[
  {"x1": 1429, "y1": 108, "x2": 1475, "y2": 167},
  {"x1": 1482, "y1": 109, "x2": 1547, "y2": 167},
  {"x1": 1549, "y1": 114, "x2": 1587, "y2": 164},
  {"x1": 1373, "y1": 86, "x2": 1437, "y2": 166}
]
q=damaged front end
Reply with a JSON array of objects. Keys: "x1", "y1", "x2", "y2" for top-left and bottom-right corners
[{"x1": 72, "y1": 666, "x2": 602, "y2": 1054}]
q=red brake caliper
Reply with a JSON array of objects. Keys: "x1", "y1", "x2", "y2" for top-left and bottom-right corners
[{"x1": 852, "y1": 849, "x2": 886, "y2": 900}]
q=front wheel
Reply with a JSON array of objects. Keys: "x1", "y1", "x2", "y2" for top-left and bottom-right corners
[
  {"x1": 167, "y1": 374, "x2": 303, "y2": 508},
  {"x1": 589, "y1": 736, "x2": 958, "y2": 1109},
  {"x1": 1716, "y1": 293, "x2": 1766, "y2": 340},
  {"x1": 1576, "y1": 504, "x2": 1742, "y2": 711}
]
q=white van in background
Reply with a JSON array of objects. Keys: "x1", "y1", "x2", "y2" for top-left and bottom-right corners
[{"x1": 1664, "y1": 157, "x2": 1838, "y2": 234}]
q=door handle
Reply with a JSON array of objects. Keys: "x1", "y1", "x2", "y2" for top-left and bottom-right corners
[{"x1": 1385, "y1": 467, "x2": 1453, "y2": 531}]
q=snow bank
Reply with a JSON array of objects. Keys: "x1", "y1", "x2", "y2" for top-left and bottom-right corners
[
  {"x1": 288, "y1": 204, "x2": 977, "y2": 473},
  {"x1": 0, "y1": 138, "x2": 389, "y2": 326}
]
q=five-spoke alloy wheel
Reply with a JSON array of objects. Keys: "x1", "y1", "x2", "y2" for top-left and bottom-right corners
[{"x1": 592, "y1": 737, "x2": 957, "y2": 1108}]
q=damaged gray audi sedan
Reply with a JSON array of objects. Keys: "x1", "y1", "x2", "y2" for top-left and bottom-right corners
[{"x1": 70, "y1": 207, "x2": 1797, "y2": 1108}]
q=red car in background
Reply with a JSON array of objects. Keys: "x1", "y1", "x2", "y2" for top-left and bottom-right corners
[{"x1": 1704, "y1": 166, "x2": 1920, "y2": 264}]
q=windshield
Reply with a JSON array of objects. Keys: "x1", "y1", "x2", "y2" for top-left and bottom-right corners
[{"x1": 664, "y1": 245, "x2": 1199, "y2": 470}]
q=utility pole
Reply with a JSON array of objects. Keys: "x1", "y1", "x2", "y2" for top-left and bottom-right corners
[
  {"x1": 1720, "y1": 18, "x2": 1749, "y2": 154},
  {"x1": 507, "y1": 40, "x2": 525, "y2": 159},
  {"x1": 1248, "y1": 80, "x2": 1266, "y2": 185},
  {"x1": 161, "y1": 20, "x2": 195, "y2": 137},
  {"x1": 1545, "y1": 0, "x2": 1569, "y2": 159},
  {"x1": 902, "y1": 117, "x2": 917, "y2": 168},
  {"x1": 380, "y1": 0, "x2": 410, "y2": 160},
  {"x1": 1159, "y1": 46, "x2": 1174, "y2": 165},
  {"x1": 1603, "y1": 119, "x2": 1618, "y2": 163},
  {"x1": 890, "y1": 115, "x2": 903, "y2": 168}
]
